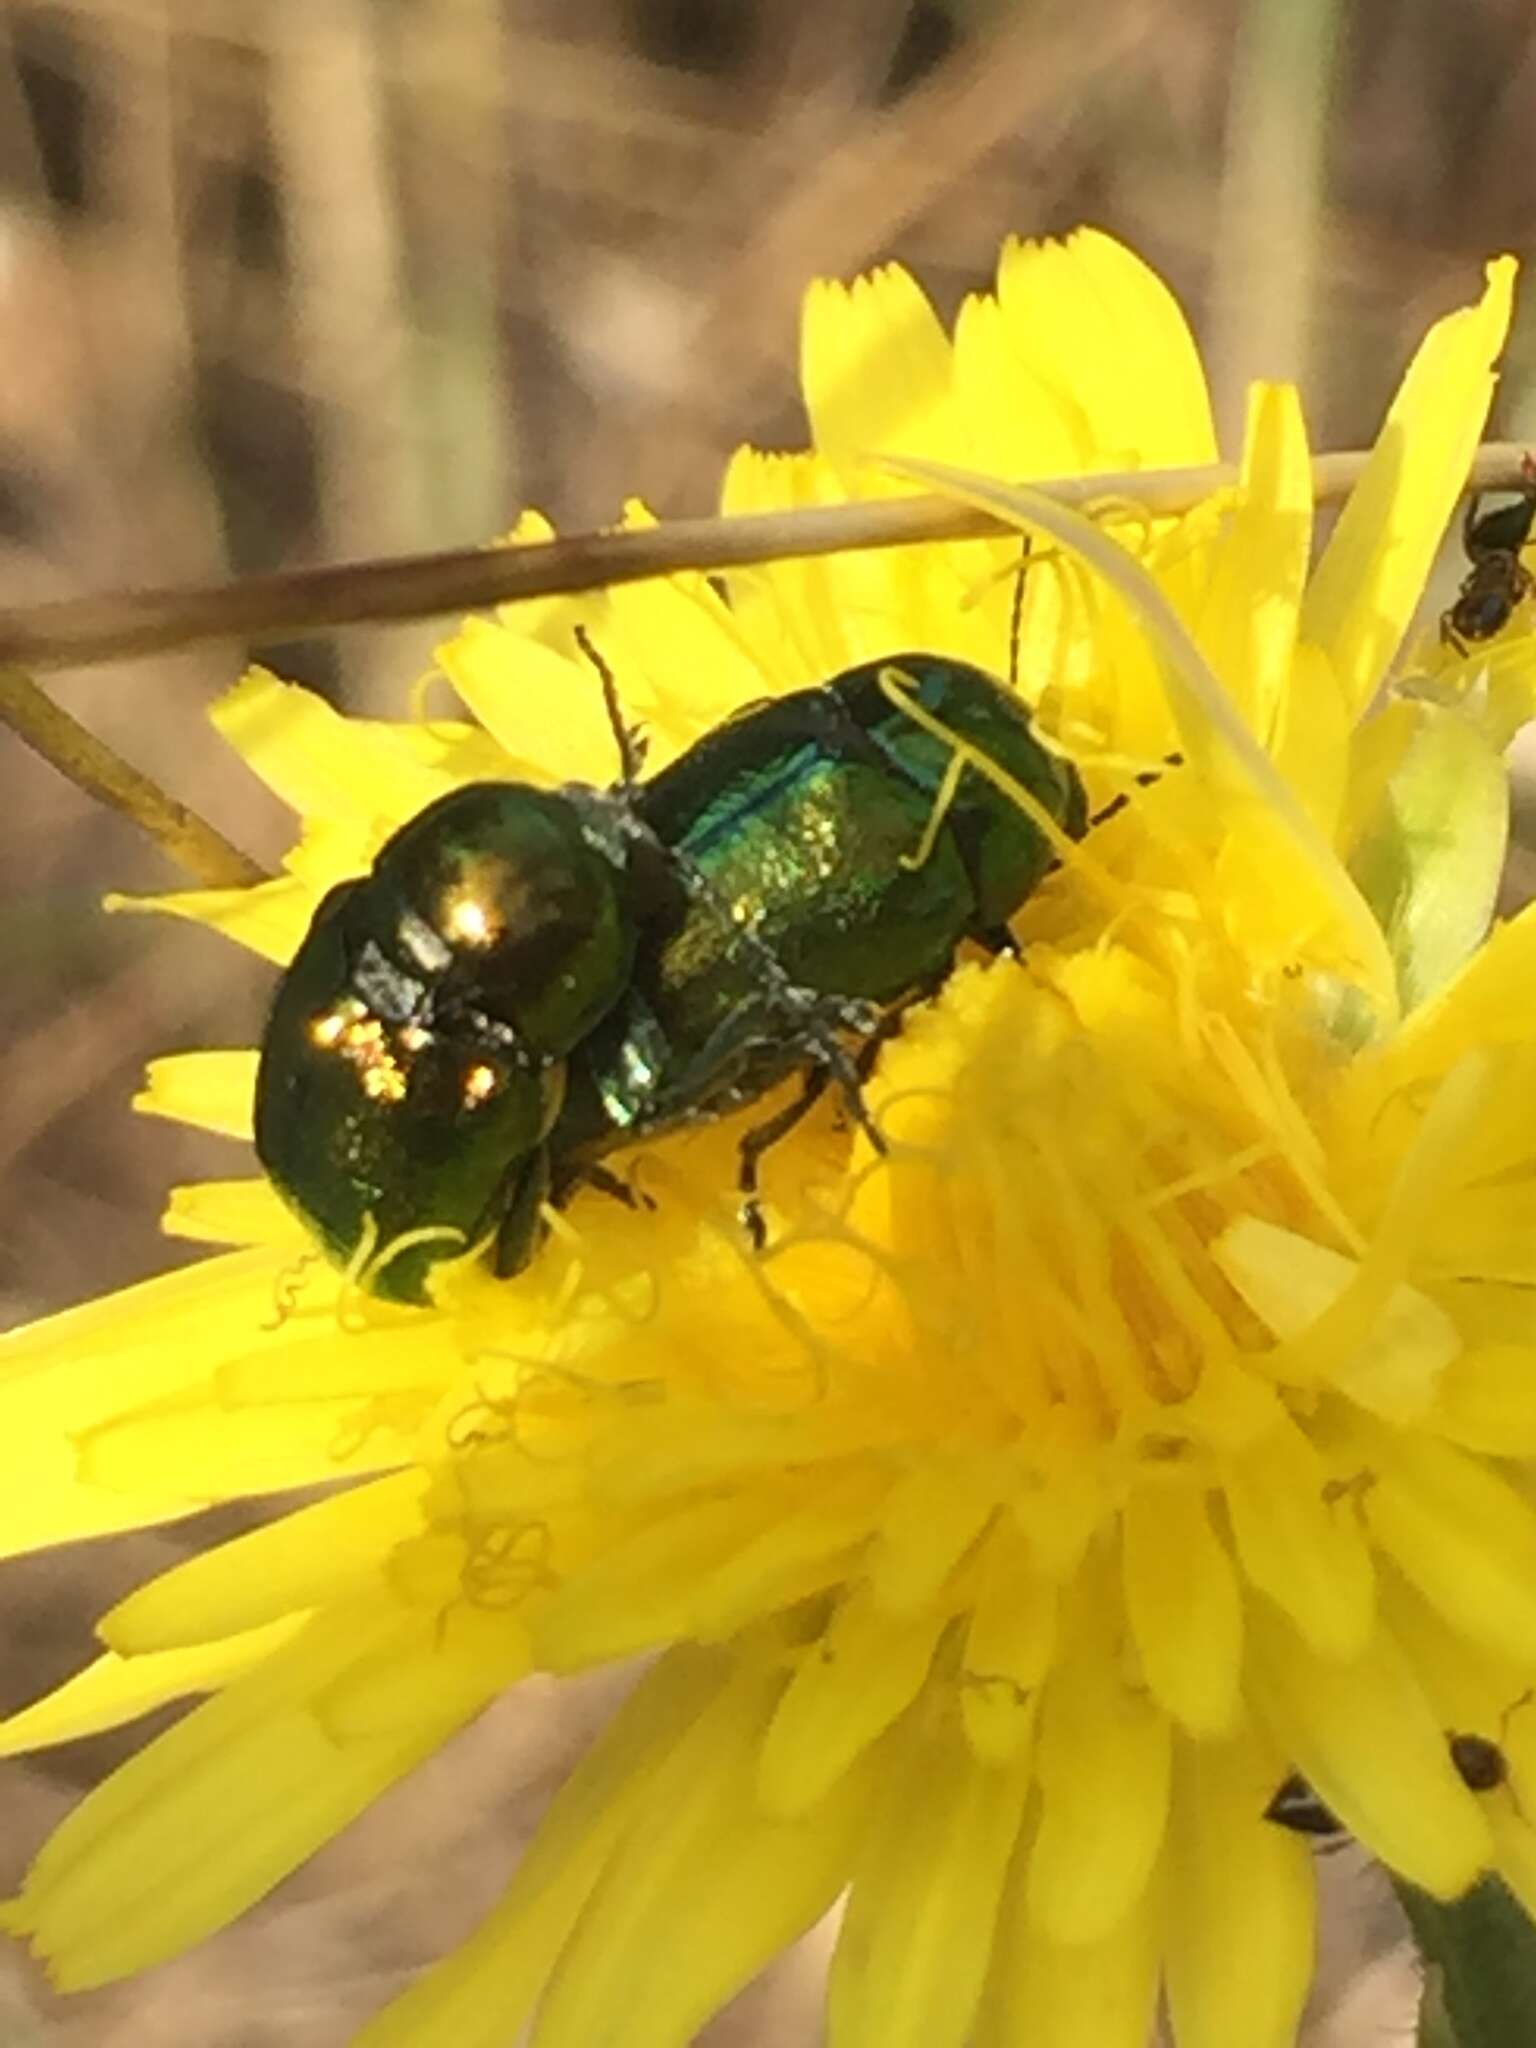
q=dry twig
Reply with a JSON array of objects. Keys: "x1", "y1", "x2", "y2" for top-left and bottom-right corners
[
  {"x1": 0, "y1": 443, "x2": 1524, "y2": 674},
  {"x1": 0, "y1": 664, "x2": 265, "y2": 887}
]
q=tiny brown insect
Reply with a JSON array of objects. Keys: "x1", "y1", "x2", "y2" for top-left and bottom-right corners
[{"x1": 1447, "y1": 1729, "x2": 1509, "y2": 1795}]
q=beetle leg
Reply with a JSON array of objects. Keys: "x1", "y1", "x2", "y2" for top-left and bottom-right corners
[
  {"x1": 736, "y1": 1068, "x2": 832, "y2": 1250},
  {"x1": 812, "y1": 1030, "x2": 885, "y2": 1153},
  {"x1": 842, "y1": 968, "x2": 953, "y2": 1086},
  {"x1": 554, "y1": 1158, "x2": 656, "y2": 1213},
  {"x1": 491, "y1": 1144, "x2": 553, "y2": 1278},
  {"x1": 1463, "y1": 490, "x2": 1487, "y2": 559}
]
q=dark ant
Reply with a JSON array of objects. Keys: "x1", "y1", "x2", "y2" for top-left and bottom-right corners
[
  {"x1": 1264, "y1": 1730, "x2": 1510, "y2": 1842},
  {"x1": 1441, "y1": 454, "x2": 1536, "y2": 652}
]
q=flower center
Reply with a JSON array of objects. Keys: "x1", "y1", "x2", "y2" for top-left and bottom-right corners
[{"x1": 847, "y1": 952, "x2": 1345, "y2": 1444}]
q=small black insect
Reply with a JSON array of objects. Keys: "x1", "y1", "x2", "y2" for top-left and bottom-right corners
[
  {"x1": 1265, "y1": 1730, "x2": 1510, "y2": 1843},
  {"x1": 1441, "y1": 454, "x2": 1536, "y2": 652}
]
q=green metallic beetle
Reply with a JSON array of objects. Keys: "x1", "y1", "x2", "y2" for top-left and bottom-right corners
[
  {"x1": 253, "y1": 781, "x2": 673, "y2": 1301},
  {"x1": 546, "y1": 652, "x2": 1087, "y2": 1227},
  {"x1": 254, "y1": 652, "x2": 1086, "y2": 1301}
]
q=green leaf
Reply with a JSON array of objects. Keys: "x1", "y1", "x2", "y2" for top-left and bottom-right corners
[{"x1": 1397, "y1": 1874, "x2": 1536, "y2": 2048}]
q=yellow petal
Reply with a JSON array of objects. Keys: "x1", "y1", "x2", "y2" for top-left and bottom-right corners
[
  {"x1": 977, "y1": 1850, "x2": 1161, "y2": 2048},
  {"x1": 352, "y1": 1648, "x2": 733, "y2": 2048},
  {"x1": 1377, "y1": 1565, "x2": 1526, "y2": 1742},
  {"x1": 1476, "y1": 634, "x2": 1536, "y2": 749},
  {"x1": 1361, "y1": 1427, "x2": 1536, "y2": 1665},
  {"x1": 0, "y1": 1616, "x2": 307, "y2": 1755},
  {"x1": 1121, "y1": 1481, "x2": 1242, "y2": 1736},
  {"x1": 278, "y1": 812, "x2": 373, "y2": 894},
  {"x1": 8, "y1": 1604, "x2": 510, "y2": 1987},
  {"x1": 0, "y1": 1250, "x2": 296, "y2": 1556},
  {"x1": 1363, "y1": 895, "x2": 1536, "y2": 1114},
  {"x1": 1026, "y1": 1575, "x2": 1172, "y2": 1943},
  {"x1": 1247, "y1": 1603, "x2": 1492, "y2": 1895},
  {"x1": 757, "y1": 1590, "x2": 947, "y2": 1815},
  {"x1": 801, "y1": 264, "x2": 956, "y2": 470},
  {"x1": 1214, "y1": 1215, "x2": 1459, "y2": 1419},
  {"x1": 530, "y1": 1656, "x2": 871, "y2": 2048},
  {"x1": 865, "y1": 1457, "x2": 1001, "y2": 1612},
  {"x1": 1403, "y1": 622, "x2": 1536, "y2": 738},
  {"x1": 1162, "y1": 1728, "x2": 1315, "y2": 2048},
  {"x1": 960, "y1": 1521, "x2": 1056, "y2": 1763},
  {"x1": 994, "y1": 228, "x2": 1217, "y2": 466},
  {"x1": 102, "y1": 1471, "x2": 428, "y2": 1653},
  {"x1": 1431, "y1": 1342, "x2": 1536, "y2": 1455},
  {"x1": 827, "y1": 1712, "x2": 1031, "y2": 2048},
  {"x1": 349, "y1": 709, "x2": 512, "y2": 787},
  {"x1": 435, "y1": 618, "x2": 620, "y2": 784},
  {"x1": 482, "y1": 506, "x2": 588, "y2": 645},
  {"x1": 717, "y1": 446, "x2": 850, "y2": 679},
  {"x1": 1221, "y1": 1409, "x2": 1376, "y2": 1660},
  {"x1": 212, "y1": 667, "x2": 451, "y2": 824},
  {"x1": 217, "y1": 1312, "x2": 465, "y2": 1405},
  {"x1": 1191, "y1": 381, "x2": 1311, "y2": 745},
  {"x1": 595, "y1": 525, "x2": 771, "y2": 747},
  {"x1": 74, "y1": 1368, "x2": 428, "y2": 1505},
  {"x1": 881, "y1": 454, "x2": 1398, "y2": 1011},
  {"x1": 951, "y1": 289, "x2": 1083, "y2": 478},
  {"x1": 718, "y1": 445, "x2": 993, "y2": 678},
  {"x1": 1272, "y1": 642, "x2": 1351, "y2": 838},
  {"x1": 106, "y1": 873, "x2": 315, "y2": 964},
  {"x1": 1301, "y1": 256, "x2": 1516, "y2": 714},
  {"x1": 532, "y1": 1472, "x2": 879, "y2": 1671},
  {"x1": 133, "y1": 1049, "x2": 258, "y2": 1139},
  {"x1": 161, "y1": 1177, "x2": 308, "y2": 1248}
]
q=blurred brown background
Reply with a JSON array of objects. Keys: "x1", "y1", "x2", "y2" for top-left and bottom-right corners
[{"x1": 2, "y1": 0, "x2": 1534, "y2": 2039}]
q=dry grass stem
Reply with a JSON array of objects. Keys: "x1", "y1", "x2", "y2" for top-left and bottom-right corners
[
  {"x1": 0, "y1": 441, "x2": 1527, "y2": 674},
  {"x1": 0, "y1": 663, "x2": 266, "y2": 887}
]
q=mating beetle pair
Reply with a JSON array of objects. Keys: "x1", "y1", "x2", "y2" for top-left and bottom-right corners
[{"x1": 254, "y1": 651, "x2": 1087, "y2": 1303}]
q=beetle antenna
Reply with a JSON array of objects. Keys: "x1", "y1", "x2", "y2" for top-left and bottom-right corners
[
  {"x1": 1086, "y1": 752, "x2": 1184, "y2": 832},
  {"x1": 574, "y1": 625, "x2": 647, "y2": 788}
]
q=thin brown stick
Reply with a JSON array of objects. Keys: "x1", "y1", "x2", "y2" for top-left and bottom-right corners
[
  {"x1": 0, "y1": 665, "x2": 266, "y2": 887},
  {"x1": 0, "y1": 443, "x2": 1526, "y2": 675}
]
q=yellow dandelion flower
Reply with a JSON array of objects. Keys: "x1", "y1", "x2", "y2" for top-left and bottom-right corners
[{"x1": 3, "y1": 228, "x2": 1535, "y2": 2048}]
